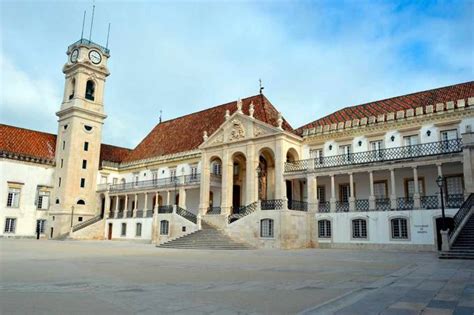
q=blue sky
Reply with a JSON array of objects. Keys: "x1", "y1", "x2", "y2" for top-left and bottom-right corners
[{"x1": 1, "y1": 0, "x2": 472, "y2": 148}]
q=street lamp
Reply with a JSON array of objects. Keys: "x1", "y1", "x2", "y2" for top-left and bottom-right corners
[
  {"x1": 70, "y1": 206, "x2": 75, "y2": 228},
  {"x1": 436, "y1": 176, "x2": 447, "y2": 231}
]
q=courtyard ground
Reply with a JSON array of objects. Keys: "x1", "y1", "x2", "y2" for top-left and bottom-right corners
[{"x1": 0, "y1": 239, "x2": 473, "y2": 315}]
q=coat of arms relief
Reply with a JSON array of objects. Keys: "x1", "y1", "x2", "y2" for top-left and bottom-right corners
[{"x1": 229, "y1": 119, "x2": 245, "y2": 141}]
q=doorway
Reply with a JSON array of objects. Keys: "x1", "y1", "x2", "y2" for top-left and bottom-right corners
[
  {"x1": 108, "y1": 223, "x2": 113, "y2": 240},
  {"x1": 233, "y1": 185, "x2": 241, "y2": 212},
  {"x1": 435, "y1": 217, "x2": 455, "y2": 250},
  {"x1": 101, "y1": 197, "x2": 106, "y2": 218},
  {"x1": 286, "y1": 180, "x2": 293, "y2": 202}
]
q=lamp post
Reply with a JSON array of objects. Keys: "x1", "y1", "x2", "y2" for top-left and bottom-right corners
[
  {"x1": 70, "y1": 206, "x2": 75, "y2": 228},
  {"x1": 436, "y1": 176, "x2": 446, "y2": 231}
]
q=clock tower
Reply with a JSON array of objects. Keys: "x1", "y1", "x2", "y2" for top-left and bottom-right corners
[{"x1": 49, "y1": 39, "x2": 110, "y2": 238}]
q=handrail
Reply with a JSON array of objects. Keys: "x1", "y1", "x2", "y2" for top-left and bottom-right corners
[
  {"x1": 285, "y1": 139, "x2": 463, "y2": 173},
  {"x1": 228, "y1": 202, "x2": 258, "y2": 224},
  {"x1": 449, "y1": 194, "x2": 474, "y2": 244},
  {"x1": 288, "y1": 200, "x2": 308, "y2": 211},
  {"x1": 176, "y1": 206, "x2": 197, "y2": 224},
  {"x1": 104, "y1": 174, "x2": 201, "y2": 193},
  {"x1": 72, "y1": 215, "x2": 102, "y2": 232},
  {"x1": 261, "y1": 199, "x2": 284, "y2": 210}
]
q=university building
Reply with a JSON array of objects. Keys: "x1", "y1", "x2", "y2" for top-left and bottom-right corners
[{"x1": 1, "y1": 38, "x2": 473, "y2": 254}]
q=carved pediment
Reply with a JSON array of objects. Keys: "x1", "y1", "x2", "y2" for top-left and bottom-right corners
[{"x1": 229, "y1": 119, "x2": 245, "y2": 141}]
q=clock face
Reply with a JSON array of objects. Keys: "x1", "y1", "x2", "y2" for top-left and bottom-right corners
[
  {"x1": 88, "y1": 50, "x2": 102, "y2": 65},
  {"x1": 70, "y1": 49, "x2": 79, "y2": 63}
]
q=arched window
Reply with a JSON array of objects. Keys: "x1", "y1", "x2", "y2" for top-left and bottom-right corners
[
  {"x1": 260, "y1": 219, "x2": 274, "y2": 238},
  {"x1": 318, "y1": 220, "x2": 331, "y2": 238},
  {"x1": 136, "y1": 223, "x2": 142, "y2": 237},
  {"x1": 69, "y1": 78, "x2": 75, "y2": 100},
  {"x1": 391, "y1": 218, "x2": 408, "y2": 239},
  {"x1": 55, "y1": 198, "x2": 60, "y2": 204},
  {"x1": 160, "y1": 220, "x2": 169, "y2": 235},
  {"x1": 209, "y1": 191, "x2": 214, "y2": 208},
  {"x1": 85, "y1": 80, "x2": 95, "y2": 101},
  {"x1": 121, "y1": 223, "x2": 127, "y2": 236},
  {"x1": 77, "y1": 199, "x2": 85, "y2": 205},
  {"x1": 352, "y1": 219, "x2": 367, "y2": 239},
  {"x1": 212, "y1": 162, "x2": 221, "y2": 175}
]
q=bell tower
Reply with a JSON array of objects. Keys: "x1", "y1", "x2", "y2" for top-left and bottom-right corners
[{"x1": 49, "y1": 39, "x2": 110, "y2": 237}]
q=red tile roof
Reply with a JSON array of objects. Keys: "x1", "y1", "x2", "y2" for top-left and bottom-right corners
[
  {"x1": 122, "y1": 94, "x2": 293, "y2": 162},
  {"x1": 0, "y1": 124, "x2": 131, "y2": 164},
  {"x1": 296, "y1": 81, "x2": 474, "y2": 134}
]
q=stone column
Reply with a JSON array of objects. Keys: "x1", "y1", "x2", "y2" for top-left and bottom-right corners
[
  {"x1": 437, "y1": 163, "x2": 443, "y2": 208},
  {"x1": 221, "y1": 148, "x2": 233, "y2": 216},
  {"x1": 104, "y1": 192, "x2": 111, "y2": 218},
  {"x1": 166, "y1": 191, "x2": 171, "y2": 206},
  {"x1": 307, "y1": 175, "x2": 318, "y2": 212},
  {"x1": 390, "y1": 168, "x2": 397, "y2": 209},
  {"x1": 461, "y1": 128, "x2": 474, "y2": 197},
  {"x1": 133, "y1": 194, "x2": 138, "y2": 217},
  {"x1": 154, "y1": 192, "x2": 159, "y2": 214},
  {"x1": 114, "y1": 195, "x2": 119, "y2": 218},
  {"x1": 143, "y1": 192, "x2": 148, "y2": 217},
  {"x1": 369, "y1": 171, "x2": 376, "y2": 210},
  {"x1": 413, "y1": 166, "x2": 421, "y2": 209},
  {"x1": 178, "y1": 187, "x2": 186, "y2": 209},
  {"x1": 246, "y1": 143, "x2": 257, "y2": 205},
  {"x1": 124, "y1": 195, "x2": 128, "y2": 218},
  {"x1": 330, "y1": 174, "x2": 336, "y2": 212},
  {"x1": 274, "y1": 137, "x2": 286, "y2": 200},
  {"x1": 349, "y1": 172, "x2": 355, "y2": 211},
  {"x1": 199, "y1": 153, "x2": 211, "y2": 216}
]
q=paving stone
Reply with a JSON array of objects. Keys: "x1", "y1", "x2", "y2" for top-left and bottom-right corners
[
  {"x1": 390, "y1": 301, "x2": 427, "y2": 310},
  {"x1": 381, "y1": 308, "x2": 420, "y2": 315},
  {"x1": 427, "y1": 300, "x2": 458, "y2": 310},
  {"x1": 453, "y1": 306, "x2": 474, "y2": 315},
  {"x1": 421, "y1": 308, "x2": 453, "y2": 315}
]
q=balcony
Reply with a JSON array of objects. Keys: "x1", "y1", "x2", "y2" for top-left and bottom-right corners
[
  {"x1": 98, "y1": 174, "x2": 201, "y2": 193},
  {"x1": 285, "y1": 139, "x2": 463, "y2": 173},
  {"x1": 68, "y1": 38, "x2": 110, "y2": 55}
]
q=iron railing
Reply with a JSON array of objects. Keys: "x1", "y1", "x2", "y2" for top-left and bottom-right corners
[
  {"x1": 288, "y1": 200, "x2": 308, "y2": 211},
  {"x1": 176, "y1": 206, "x2": 197, "y2": 224},
  {"x1": 284, "y1": 139, "x2": 463, "y2": 173},
  {"x1": 420, "y1": 195, "x2": 439, "y2": 209},
  {"x1": 126, "y1": 211, "x2": 133, "y2": 218},
  {"x1": 108, "y1": 211, "x2": 115, "y2": 218},
  {"x1": 228, "y1": 202, "x2": 258, "y2": 224},
  {"x1": 68, "y1": 38, "x2": 110, "y2": 54},
  {"x1": 356, "y1": 199, "x2": 369, "y2": 211},
  {"x1": 261, "y1": 199, "x2": 285, "y2": 210},
  {"x1": 158, "y1": 206, "x2": 173, "y2": 214},
  {"x1": 106, "y1": 174, "x2": 201, "y2": 193},
  {"x1": 146, "y1": 210, "x2": 153, "y2": 217},
  {"x1": 335, "y1": 201, "x2": 349, "y2": 212},
  {"x1": 117, "y1": 210, "x2": 124, "y2": 218},
  {"x1": 397, "y1": 197, "x2": 414, "y2": 210},
  {"x1": 450, "y1": 193, "x2": 474, "y2": 237},
  {"x1": 72, "y1": 215, "x2": 102, "y2": 232},
  {"x1": 376, "y1": 198, "x2": 391, "y2": 211},
  {"x1": 318, "y1": 201, "x2": 330, "y2": 213},
  {"x1": 135, "y1": 210, "x2": 143, "y2": 218},
  {"x1": 207, "y1": 207, "x2": 222, "y2": 214},
  {"x1": 446, "y1": 194, "x2": 464, "y2": 208}
]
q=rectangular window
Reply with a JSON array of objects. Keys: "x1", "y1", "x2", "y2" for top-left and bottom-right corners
[
  {"x1": 36, "y1": 219, "x2": 46, "y2": 234},
  {"x1": 7, "y1": 188, "x2": 21, "y2": 208},
  {"x1": 445, "y1": 176, "x2": 463, "y2": 196},
  {"x1": 112, "y1": 177, "x2": 118, "y2": 185},
  {"x1": 62, "y1": 141, "x2": 65, "y2": 150},
  {"x1": 339, "y1": 184, "x2": 350, "y2": 203},
  {"x1": 82, "y1": 160, "x2": 87, "y2": 169},
  {"x1": 391, "y1": 218, "x2": 408, "y2": 239},
  {"x1": 4, "y1": 218, "x2": 16, "y2": 233},
  {"x1": 136, "y1": 223, "x2": 142, "y2": 237},
  {"x1": 160, "y1": 220, "x2": 169, "y2": 235},
  {"x1": 80, "y1": 178, "x2": 85, "y2": 188},
  {"x1": 352, "y1": 219, "x2": 367, "y2": 239},
  {"x1": 61, "y1": 159, "x2": 63, "y2": 168},
  {"x1": 318, "y1": 220, "x2": 331, "y2": 238},
  {"x1": 441, "y1": 129, "x2": 458, "y2": 141},
  {"x1": 406, "y1": 178, "x2": 424, "y2": 197},
  {"x1": 260, "y1": 219, "x2": 274, "y2": 238},
  {"x1": 191, "y1": 166, "x2": 198, "y2": 180},
  {"x1": 37, "y1": 191, "x2": 50, "y2": 210},
  {"x1": 59, "y1": 177, "x2": 62, "y2": 187},
  {"x1": 403, "y1": 135, "x2": 418, "y2": 146},
  {"x1": 370, "y1": 140, "x2": 384, "y2": 159},
  {"x1": 152, "y1": 171, "x2": 158, "y2": 185},
  {"x1": 170, "y1": 169, "x2": 177, "y2": 180},
  {"x1": 84, "y1": 142, "x2": 89, "y2": 151},
  {"x1": 213, "y1": 163, "x2": 221, "y2": 175},
  {"x1": 133, "y1": 173, "x2": 139, "y2": 185},
  {"x1": 373, "y1": 181, "x2": 387, "y2": 199},
  {"x1": 317, "y1": 186, "x2": 326, "y2": 203},
  {"x1": 340, "y1": 145, "x2": 351, "y2": 162},
  {"x1": 311, "y1": 149, "x2": 324, "y2": 165},
  {"x1": 121, "y1": 223, "x2": 127, "y2": 236}
]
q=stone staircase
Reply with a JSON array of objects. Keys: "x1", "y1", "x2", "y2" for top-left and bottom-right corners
[
  {"x1": 440, "y1": 194, "x2": 474, "y2": 260},
  {"x1": 157, "y1": 222, "x2": 253, "y2": 250}
]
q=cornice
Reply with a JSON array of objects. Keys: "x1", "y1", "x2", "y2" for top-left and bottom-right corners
[{"x1": 0, "y1": 150, "x2": 55, "y2": 166}]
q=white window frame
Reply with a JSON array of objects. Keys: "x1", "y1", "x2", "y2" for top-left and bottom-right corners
[
  {"x1": 260, "y1": 219, "x2": 274, "y2": 238},
  {"x1": 4, "y1": 218, "x2": 16, "y2": 234},
  {"x1": 390, "y1": 217, "x2": 409, "y2": 240},
  {"x1": 136, "y1": 223, "x2": 142, "y2": 237},
  {"x1": 37, "y1": 191, "x2": 50, "y2": 210},
  {"x1": 352, "y1": 218, "x2": 368, "y2": 239},
  {"x1": 36, "y1": 219, "x2": 46, "y2": 234},
  {"x1": 318, "y1": 220, "x2": 331, "y2": 238},
  {"x1": 7, "y1": 187, "x2": 21, "y2": 208},
  {"x1": 212, "y1": 163, "x2": 222, "y2": 176},
  {"x1": 121, "y1": 223, "x2": 127, "y2": 236},
  {"x1": 160, "y1": 220, "x2": 169, "y2": 235}
]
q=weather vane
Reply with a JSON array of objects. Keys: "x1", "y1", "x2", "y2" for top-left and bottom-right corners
[{"x1": 259, "y1": 78, "x2": 264, "y2": 94}]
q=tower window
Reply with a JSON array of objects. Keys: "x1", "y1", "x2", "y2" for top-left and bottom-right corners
[
  {"x1": 58, "y1": 177, "x2": 61, "y2": 187},
  {"x1": 62, "y1": 141, "x2": 65, "y2": 150},
  {"x1": 61, "y1": 159, "x2": 63, "y2": 168},
  {"x1": 85, "y1": 80, "x2": 95, "y2": 101},
  {"x1": 80, "y1": 178, "x2": 85, "y2": 188},
  {"x1": 84, "y1": 125, "x2": 93, "y2": 132},
  {"x1": 77, "y1": 199, "x2": 85, "y2": 205},
  {"x1": 69, "y1": 78, "x2": 75, "y2": 100},
  {"x1": 84, "y1": 142, "x2": 89, "y2": 151},
  {"x1": 82, "y1": 160, "x2": 87, "y2": 169}
]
